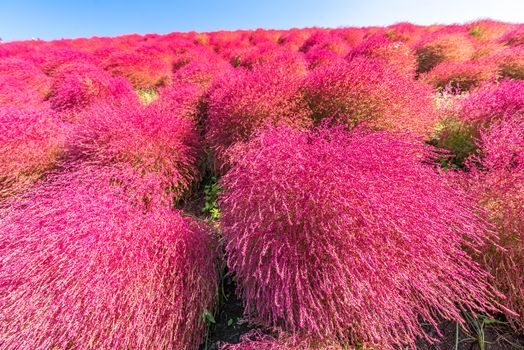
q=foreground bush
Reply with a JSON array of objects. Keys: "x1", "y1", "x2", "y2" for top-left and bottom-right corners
[
  {"x1": 71, "y1": 99, "x2": 202, "y2": 202},
  {"x1": 303, "y1": 58, "x2": 437, "y2": 136},
  {"x1": 206, "y1": 64, "x2": 311, "y2": 171},
  {"x1": 48, "y1": 61, "x2": 136, "y2": 118},
  {"x1": 220, "y1": 124, "x2": 500, "y2": 349},
  {"x1": 437, "y1": 80, "x2": 524, "y2": 162},
  {"x1": 415, "y1": 32, "x2": 475, "y2": 73},
  {"x1": 467, "y1": 115, "x2": 524, "y2": 330},
  {"x1": 0, "y1": 167, "x2": 218, "y2": 349},
  {"x1": 0, "y1": 105, "x2": 64, "y2": 199}
]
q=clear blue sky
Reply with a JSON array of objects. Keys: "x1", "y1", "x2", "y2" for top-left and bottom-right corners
[{"x1": 0, "y1": 0, "x2": 523, "y2": 41}]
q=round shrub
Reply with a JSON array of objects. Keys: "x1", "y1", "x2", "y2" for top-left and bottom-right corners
[
  {"x1": 421, "y1": 60, "x2": 499, "y2": 91},
  {"x1": 302, "y1": 58, "x2": 437, "y2": 136},
  {"x1": 486, "y1": 46, "x2": 524, "y2": 79},
  {"x1": 0, "y1": 76, "x2": 44, "y2": 107},
  {"x1": 0, "y1": 57, "x2": 51, "y2": 97},
  {"x1": 347, "y1": 34, "x2": 417, "y2": 77},
  {"x1": 0, "y1": 167, "x2": 218, "y2": 349},
  {"x1": 103, "y1": 50, "x2": 172, "y2": 89},
  {"x1": 153, "y1": 81, "x2": 204, "y2": 120},
  {"x1": 467, "y1": 20, "x2": 515, "y2": 42},
  {"x1": 415, "y1": 32, "x2": 475, "y2": 73},
  {"x1": 48, "y1": 61, "x2": 136, "y2": 118},
  {"x1": 220, "y1": 124, "x2": 500, "y2": 349},
  {"x1": 0, "y1": 105, "x2": 64, "y2": 199},
  {"x1": 467, "y1": 114, "x2": 524, "y2": 330},
  {"x1": 206, "y1": 64, "x2": 311, "y2": 171},
  {"x1": 437, "y1": 80, "x2": 524, "y2": 163},
  {"x1": 499, "y1": 24, "x2": 524, "y2": 47},
  {"x1": 173, "y1": 60, "x2": 232, "y2": 90},
  {"x1": 71, "y1": 100, "x2": 202, "y2": 202}
]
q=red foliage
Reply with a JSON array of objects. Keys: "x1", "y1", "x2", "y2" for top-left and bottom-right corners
[
  {"x1": 347, "y1": 34, "x2": 417, "y2": 77},
  {"x1": 0, "y1": 76, "x2": 44, "y2": 107},
  {"x1": 458, "y1": 79, "x2": 524, "y2": 123},
  {"x1": 0, "y1": 105, "x2": 64, "y2": 199},
  {"x1": 0, "y1": 57, "x2": 51, "y2": 97},
  {"x1": 70, "y1": 99, "x2": 202, "y2": 201},
  {"x1": 303, "y1": 57, "x2": 437, "y2": 136},
  {"x1": 220, "y1": 124, "x2": 500, "y2": 349},
  {"x1": 48, "y1": 61, "x2": 136, "y2": 117},
  {"x1": 103, "y1": 50, "x2": 172, "y2": 89},
  {"x1": 466, "y1": 114, "x2": 524, "y2": 330},
  {"x1": 0, "y1": 166, "x2": 218, "y2": 349},
  {"x1": 415, "y1": 31, "x2": 475, "y2": 73},
  {"x1": 206, "y1": 64, "x2": 311, "y2": 170},
  {"x1": 421, "y1": 60, "x2": 499, "y2": 91}
]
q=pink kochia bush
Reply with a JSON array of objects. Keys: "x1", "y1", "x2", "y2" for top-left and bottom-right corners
[
  {"x1": 48, "y1": 61, "x2": 135, "y2": 118},
  {"x1": 0, "y1": 57, "x2": 51, "y2": 97},
  {"x1": 467, "y1": 115, "x2": 524, "y2": 330},
  {"x1": 0, "y1": 167, "x2": 218, "y2": 349},
  {"x1": 303, "y1": 58, "x2": 437, "y2": 136},
  {"x1": 220, "y1": 124, "x2": 501, "y2": 349},
  {"x1": 0, "y1": 105, "x2": 64, "y2": 199},
  {"x1": 347, "y1": 34, "x2": 417, "y2": 77},
  {"x1": 206, "y1": 63, "x2": 311, "y2": 170},
  {"x1": 415, "y1": 32, "x2": 475, "y2": 73},
  {"x1": 71, "y1": 99, "x2": 202, "y2": 201},
  {"x1": 420, "y1": 60, "x2": 498, "y2": 91},
  {"x1": 103, "y1": 50, "x2": 172, "y2": 89}
]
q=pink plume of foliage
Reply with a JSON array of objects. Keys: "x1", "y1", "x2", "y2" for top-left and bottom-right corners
[
  {"x1": 70, "y1": 99, "x2": 202, "y2": 202},
  {"x1": 415, "y1": 31, "x2": 475, "y2": 73},
  {"x1": 0, "y1": 166, "x2": 218, "y2": 350},
  {"x1": 220, "y1": 124, "x2": 501, "y2": 349},
  {"x1": 458, "y1": 79, "x2": 524, "y2": 123},
  {"x1": 303, "y1": 57, "x2": 437, "y2": 136},
  {"x1": 484, "y1": 46, "x2": 524, "y2": 79},
  {"x1": 347, "y1": 34, "x2": 417, "y2": 77},
  {"x1": 466, "y1": 114, "x2": 524, "y2": 330},
  {"x1": 437, "y1": 79, "x2": 524, "y2": 162},
  {"x1": 0, "y1": 57, "x2": 51, "y2": 97},
  {"x1": 467, "y1": 20, "x2": 516, "y2": 42},
  {"x1": 20, "y1": 47, "x2": 95, "y2": 75},
  {"x1": 48, "y1": 61, "x2": 136, "y2": 118},
  {"x1": 384, "y1": 22, "x2": 427, "y2": 44},
  {"x1": 103, "y1": 50, "x2": 172, "y2": 89},
  {"x1": 173, "y1": 60, "x2": 232, "y2": 90},
  {"x1": 0, "y1": 105, "x2": 64, "y2": 199},
  {"x1": 420, "y1": 60, "x2": 499, "y2": 91},
  {"x1": 499, "y1": 24, "x2": 524, "y2": 47},
  {"x1": 206, "y1": 64, "x2": 311, "y2": 171},
  {"x1": 153, "y1": 81, "x2": 204, "y2": 121},
  {"x1": 0, "y1": 76, "x2": 44, "y2": 107}
]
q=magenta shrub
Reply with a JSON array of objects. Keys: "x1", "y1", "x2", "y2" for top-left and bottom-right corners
[
  {"x1": 48, "y1": 61, "x2": 136, "y2": 118},
  {"x1": 347, "y1": 34, "x2": 417, "y2": 77},
  {"x1": 0, "y1": 57, "x2": 51, "y2": 97},
  {"x1": 206, "y1": 63, "x2": 311, "y2": 171},
  {"x1": 103, "y1": 50, "x2": 172, "y2": 89},
  {"x1": 415, "y1": 31, "x2": 475, "y2": 73},
  {"x1": 466, "y1": 114, "x2": 524, "y2": 330},
  {"x1": 220, "y1": 124, "x2": 500, "y2": 349},
  {"x1": 303, "y1": 57, "x2": 437, "y2": 136},
  {"x1": 0, "y1": 105, "x2": 64, "y2": 199},
  {"x1": 70, "y1": 99, "x2": 202, "y2": 201},
  {"x1": 421, "y1": 60, "x2": 499, "y2": 91},
  {"x1": 0, "y1": 167, "x2": 218, "y2": 349}
]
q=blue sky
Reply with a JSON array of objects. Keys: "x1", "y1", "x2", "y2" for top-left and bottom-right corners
[{"x1": 0, "y1": 0, "x2": 523, "y2": 41}]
